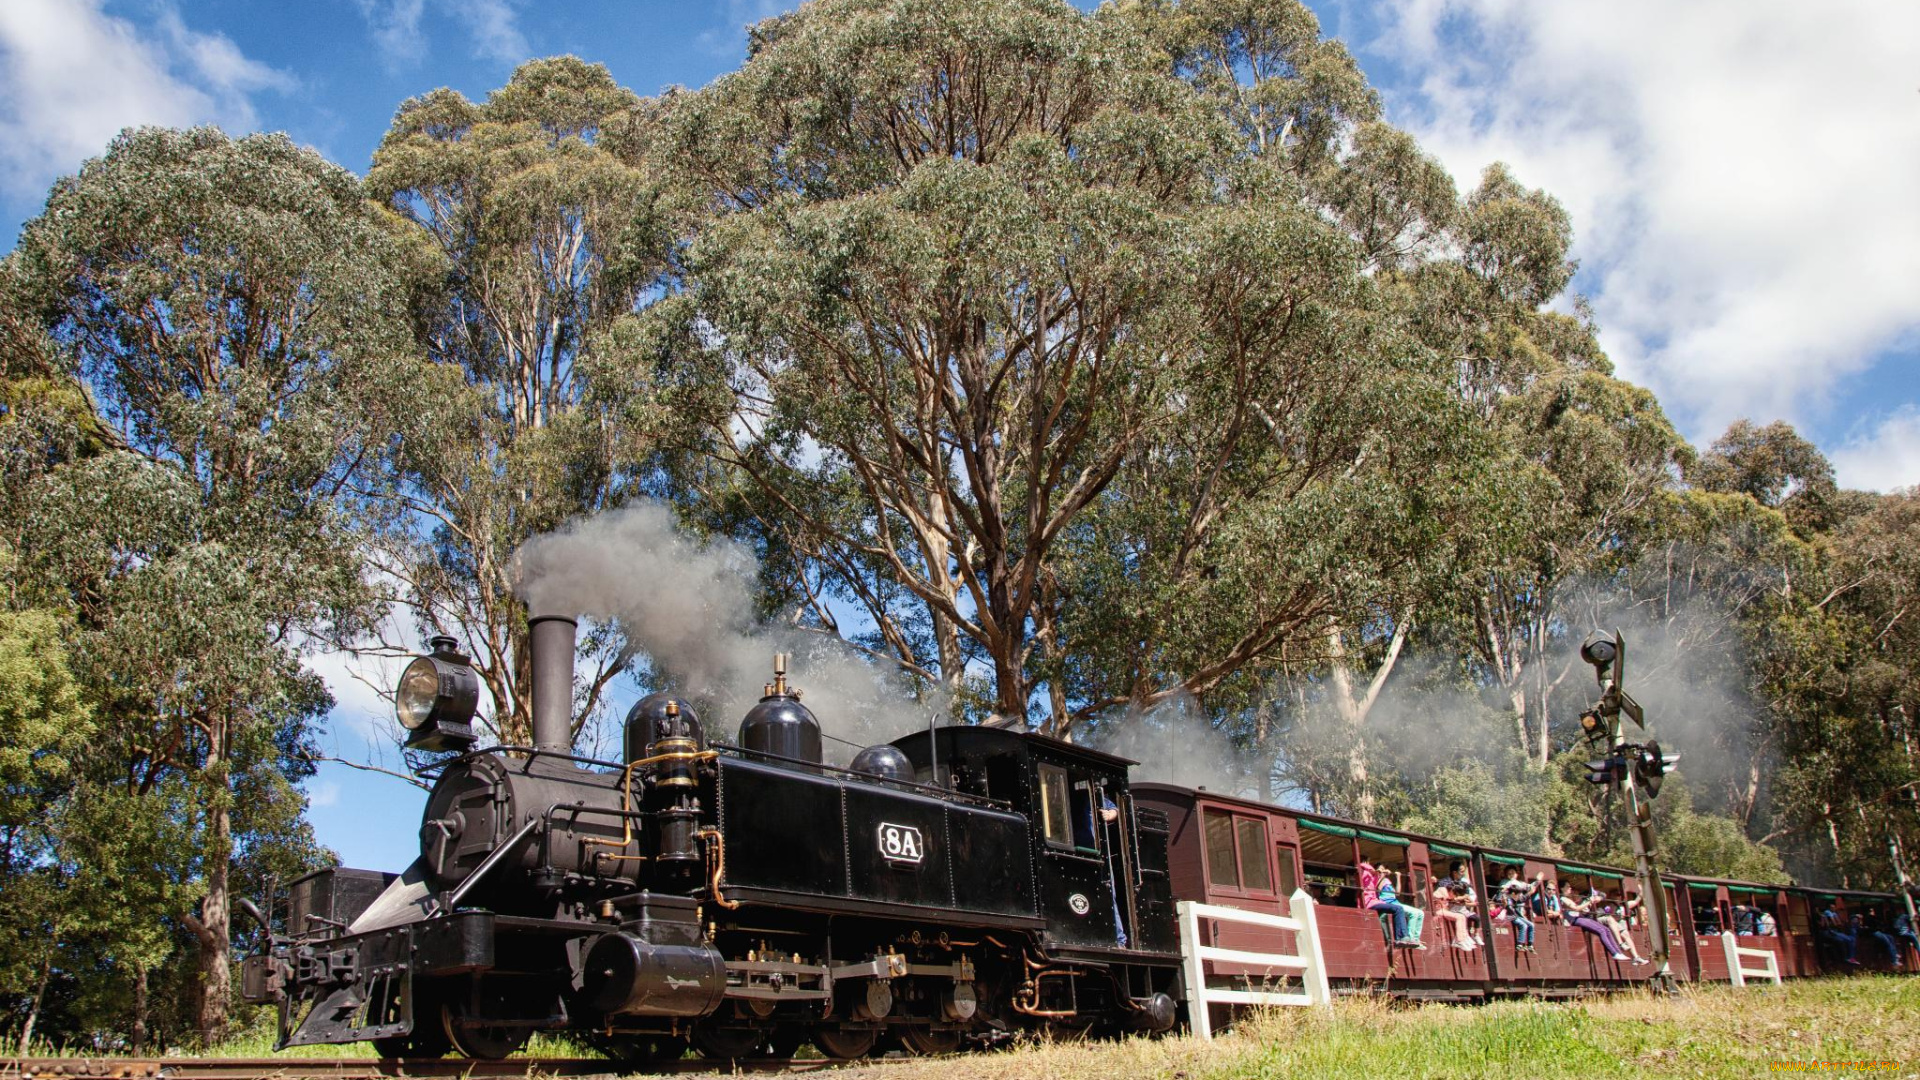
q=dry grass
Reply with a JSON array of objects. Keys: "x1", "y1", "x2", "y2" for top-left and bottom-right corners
[{"x1": 668, "y1": 978, "x2": 1920, "y2": 1080}]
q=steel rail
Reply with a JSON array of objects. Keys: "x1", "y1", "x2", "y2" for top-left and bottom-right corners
[{"x1": 0, "y1": 1057, "x2": 889, "y2": 1080}]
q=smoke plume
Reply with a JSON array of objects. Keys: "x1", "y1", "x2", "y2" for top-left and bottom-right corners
[{"x1": 515, "y1": 503, "x2": 944, "y2": 761}]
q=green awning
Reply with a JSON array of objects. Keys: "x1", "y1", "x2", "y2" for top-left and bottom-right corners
[
  {"x1": 1688, "y1": 882, "x2": 1720, "y2": 892},
  {"x1": 1428, "y1": 842, "x2": 1470, "y2": 858},
  {"x1": 1357, "y1": 828, "x2": 1410, "y2": 847},
  {"x1": 1483, "y1": 853, "x2": 1527, "y2": 867},
  {"x1": 1299, "y1": 819, "x2": 1358, "y2": 839},
  {"x1": 1729, "y1": 885, "x2": 1777, "y2": 896},
  {"x1": 1557, "y1": 864, "x2": 1625, "y2": 880}
]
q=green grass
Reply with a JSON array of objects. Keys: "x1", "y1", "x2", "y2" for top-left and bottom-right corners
[{"x1": 738, "y1": 979, "x2": 1920, "y2": 1080}]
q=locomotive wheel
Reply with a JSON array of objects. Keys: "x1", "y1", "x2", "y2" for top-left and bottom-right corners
[
  {"x1": 812, "y1": 1026, "x2": 878, "y2": 1060},
  {"x1": 898, "y1": 1026, "x2": 962, "y2": 1056},
  {"x1": 692, "y1": 1023, "x2": 768, "y2": 1061},
  {"x1": 441, "y1": 999, "x2": 529, "y2": 1061}
]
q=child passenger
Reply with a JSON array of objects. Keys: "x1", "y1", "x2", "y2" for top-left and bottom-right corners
[{"x1": 1500, "y1": 868, "x2": 1536, "y2": 953}]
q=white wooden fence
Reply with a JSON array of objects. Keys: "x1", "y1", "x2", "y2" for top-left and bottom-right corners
[
  {"x1": 1176, "y1": 889, "x2": 1331, "y2": 1039},
  {"x1": 1719, "y1": 931, "x2": 1782, "y2": 986}
]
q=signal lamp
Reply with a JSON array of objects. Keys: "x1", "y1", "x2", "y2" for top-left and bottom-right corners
[
  {"x1": 1585, "y1": 753, "x2": 1624, "y2": 788},
  {"x1": 397, "y1": 636, "x2": 480, "y2": 752},
  {"x1": 1579, "y1": 710, "x2": 1605, "y2": 738}
]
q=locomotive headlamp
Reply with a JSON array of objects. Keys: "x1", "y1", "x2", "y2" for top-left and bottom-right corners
[{"x1": 397, "y1": 635, "x2": 480, "y2": 752}]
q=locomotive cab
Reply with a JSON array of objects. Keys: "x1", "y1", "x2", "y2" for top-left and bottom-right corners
[{"x1": 889, "y1": 727, "x2": 1181, "y2": 959}]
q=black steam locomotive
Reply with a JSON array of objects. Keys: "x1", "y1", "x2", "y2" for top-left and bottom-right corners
[{"x1": 240, "y1": 609, "x2": 1183, "y2": 1061}]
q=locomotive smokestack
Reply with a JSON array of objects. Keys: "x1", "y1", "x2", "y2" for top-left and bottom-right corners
[{"x1": 528, "y1": 602, "x2": 576, "y2": 753}]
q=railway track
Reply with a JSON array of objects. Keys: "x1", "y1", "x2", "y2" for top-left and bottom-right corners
[{"x1": 0, "y1": 1057, "x2": 871, "y2": 1080}]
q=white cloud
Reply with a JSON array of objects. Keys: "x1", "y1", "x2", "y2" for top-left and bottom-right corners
[
  {"x1": 355, "y1": 0, "x2": 425, "y2": 65},
  {"x1": 464, "y1": 0, "x2": 527, "y2": 64},
  {"x1": 355, "y1": 0, "x2": 526, "y2": 68},
  {"x1": 1364, "y1": 0, "x2": 1920, "y2": 439},
  {"x1": 0, "y1": 0, "x2": 290, "y2": 198},
  {"x1": 1831, "y1": 407, "x2": 1920, "y2": 493},
  {"x1": 307, "y1": 780, "x2": 342, "y2": 808}
]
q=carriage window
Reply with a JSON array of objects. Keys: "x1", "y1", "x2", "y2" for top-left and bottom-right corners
[
  {"x1": 1236, "y1": 818, "x2": 1272, "y2": 892},
  {"x1": 1202, "y1": 809, "x2": 1275, "y2": 894},
  {"x1": 1205, "y1": 811, "x2": 1238, "y2": 887},
  {"x1": 1039, "y1": 765, "x2": 1073, "y2": 847}
]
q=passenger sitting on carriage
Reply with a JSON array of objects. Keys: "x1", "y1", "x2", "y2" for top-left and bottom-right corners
[
  {"x1": 1694, "y1": 904, "x2": 1721, "y2": 936},
  {"x1": 1448, "y1": 863, "x2": 1485, "y2": 945},
  {"x1": 1895, "y1": 908, "x2": 1920, "y2": 958},
  {"x1": 1593, "y1": 891, "x2": 1647, "y2": 965},
  {"x1": 1431, "y1": 873, "x2": 1477, "y2": 952},
  {"x1": 1818, "y1": 899, "x2": 1861, "y2": 965},
  {"x1": 1562, "y1": 883, "x2": 1630, "y2": 962},
  {"x1": 1756, "y1": 908, "x2": 1777, "y2": 937},
  {"x1": 1500, "y1": 868, "x2": 1536, "y2": 953},
  {"x1": 1360, "y1": 859, "x2": 1423, "y2": 949},
  {"x1": 1732, "y1": 903, "x2": 1759, "y2": 936},
  {"x1": 1861, "y1": 908, "x2": 1903, "y2": 969}
]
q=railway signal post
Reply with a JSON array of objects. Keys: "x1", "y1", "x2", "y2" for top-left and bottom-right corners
[{"x1": 1579, "y1": 631, "x2": 1680, "y2": 992}]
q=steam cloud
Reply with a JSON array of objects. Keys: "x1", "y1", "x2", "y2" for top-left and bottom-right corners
[{"x1": 514, "y1": 503, "x2": 944, "y2": 761}]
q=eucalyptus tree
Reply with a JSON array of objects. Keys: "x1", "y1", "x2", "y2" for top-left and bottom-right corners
[
  {"x1": 5, "y1": 126, "x2": 415, "y2": 1042},
  {"x1": 1762, "y1": 489, "x2": 1920, "y2": 884},
  {"x1": 1364, "y1": 162, "x2": 1692, "y2": 768},
  {"x1": 363, "y1": 57, "x2": 674, "y2": 746},
  {"x1": 646, "y1": 0, "x2": 1482, "y2": 732}
]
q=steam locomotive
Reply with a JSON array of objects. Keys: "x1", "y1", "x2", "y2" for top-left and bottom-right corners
[{"x1": 239, "y1": 608, "x2": 1185, "y2": 1061}]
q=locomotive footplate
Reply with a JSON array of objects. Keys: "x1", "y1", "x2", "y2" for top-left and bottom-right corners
[
  {"x1": 715, "y1": 887, "x2": 1047, "y2": 930},
  {"x1": 280, "y1": 913, "x2": 498, "y2": 1048}
]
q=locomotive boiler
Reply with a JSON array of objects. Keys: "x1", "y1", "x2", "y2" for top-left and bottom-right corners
[{"x1": 241, "y1": 605, "x2": 1184, "y2": 1062}]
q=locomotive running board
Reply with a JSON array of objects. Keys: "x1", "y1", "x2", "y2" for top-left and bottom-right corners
[{"x1": 713, "y1": 886, "x2": 1047, "y2": 930}]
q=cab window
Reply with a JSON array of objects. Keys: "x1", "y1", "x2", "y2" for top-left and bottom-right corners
[
  {"x1": 1039, "y1": 765, "x2": 1073, "y2": 848},
  {"x1": 1070, "y1": 779, "x2": 1100, "y2": 852}
]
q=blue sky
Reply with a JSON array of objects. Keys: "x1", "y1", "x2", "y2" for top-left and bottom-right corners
[{"x1": 4, "y1": 0, "x2": 1917, "y2": 870}]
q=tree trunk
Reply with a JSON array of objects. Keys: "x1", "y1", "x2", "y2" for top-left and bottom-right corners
[
  {"x1": 195, "y1": 723, "x2": 234, "y2": 1046},
  {"x1": 19, "y1": 952, "x2": 52, "y2": 1052},
  {"x1": 991, "y1": 638, "x2": 1027, "y2": 730},
  {"x1": 1326, "y1": 626, "x2": 1371, "y2": 825},
  {"x1": 131, "y1": 963, "x2": 150, "y2": 1055},
  {"x1": 1511, "y1": 685, "x2": 1532, "y2": 763}
]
